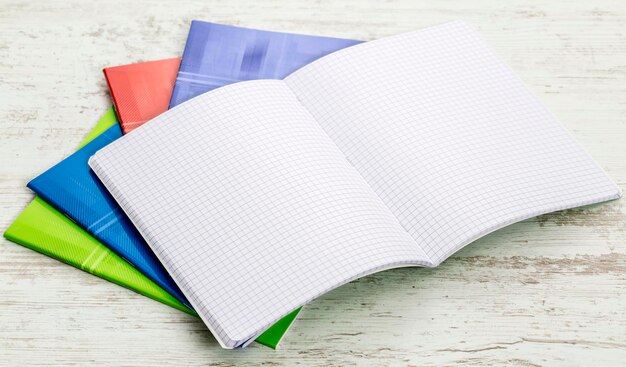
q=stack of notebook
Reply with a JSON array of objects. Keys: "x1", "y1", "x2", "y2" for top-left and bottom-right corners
[{"x1": 4, "y1": 20, "x2": 621, "y2": 349}]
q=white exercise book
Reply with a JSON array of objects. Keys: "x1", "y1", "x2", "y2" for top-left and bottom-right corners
[{"x1": 88, "y1": 21, "x2": 621, "y2": 348}]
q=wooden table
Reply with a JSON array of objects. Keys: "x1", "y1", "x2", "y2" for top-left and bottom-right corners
[{"x1": 1, "y1": 1, "x2": 625, "y2": 365}]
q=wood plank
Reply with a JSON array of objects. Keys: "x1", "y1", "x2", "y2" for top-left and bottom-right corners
[{"x1": 1, "y1": 0, "x2": 625, "y2": 365}]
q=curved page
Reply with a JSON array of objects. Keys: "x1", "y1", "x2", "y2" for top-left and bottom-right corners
[
  {"x1": 104, "y1": 55, "x2": 313, "y2": 348},
  {"x1": 89, "y1": 80, "x2": 430, "y2": 348},
  {"x1": 286, "y1": 20, "x2": 621, "y2": 265}
]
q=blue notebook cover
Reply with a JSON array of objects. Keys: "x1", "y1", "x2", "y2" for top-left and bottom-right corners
[
  {"x1": 169, "y1": 20, "x2": 362, "y2": 108},
  {"x1": 27, "y1": 124, "x2": 190, "y2": 306},
  {"x1": 28, "y1": 22, "x2": 361, "y2": 312}
]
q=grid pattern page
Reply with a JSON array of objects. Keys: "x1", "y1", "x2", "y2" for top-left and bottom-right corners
[
  {"x1": 286, "y1": 21, "x2": 621, "y2": 265},
  {"x1": 89, "y1": 80, "x2": 430, "y2": 348}
]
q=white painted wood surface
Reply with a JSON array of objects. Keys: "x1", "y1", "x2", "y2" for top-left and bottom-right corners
[{"x1": 1, "y1": 0, "x2": 625, "y2": 365}]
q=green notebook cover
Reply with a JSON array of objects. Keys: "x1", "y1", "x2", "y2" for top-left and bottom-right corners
[{"x1": 3, "y1": 108, "x2": 299, "y2": 348}]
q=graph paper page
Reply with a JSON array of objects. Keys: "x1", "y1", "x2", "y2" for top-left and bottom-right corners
[
  {"x1": 89, "y1": 80, "x2": 430, "y2": 348},
  {"x1": 286, "y1": 21, "x2": 621, "y2": 265}
]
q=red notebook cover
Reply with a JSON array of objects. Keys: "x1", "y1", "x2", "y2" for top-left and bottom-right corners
[{"x1": 103, "y1": 58, "x2": 180, "y2": 134}]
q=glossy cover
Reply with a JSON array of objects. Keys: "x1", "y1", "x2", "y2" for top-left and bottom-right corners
[
  {"x1": 3, "y1": 109, "x2": 194, "y2": 315},
  {"x1": 104, "y1": 58, "x2": 181, "y2": 134},
  {"x1": 169, "y1": 20, "x2": 362, "y2": 107},
  {"x1": 27, "y1": 124, "x2": 191, "y2": 307}
]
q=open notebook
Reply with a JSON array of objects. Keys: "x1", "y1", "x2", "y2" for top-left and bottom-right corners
[{"x1": 90, "y1": 21, "x2": 621, "y2": 348}]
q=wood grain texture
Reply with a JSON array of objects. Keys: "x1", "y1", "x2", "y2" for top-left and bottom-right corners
[{"x1": 1, "y1": 0, "x2": 625, "y2": 365}]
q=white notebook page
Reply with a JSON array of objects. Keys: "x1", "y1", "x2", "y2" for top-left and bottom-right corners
[
  {"x1": 89, "y1": 80, "x2": 430, "y2": 348},
  {"x1": 89, "y1": 21, "x2": 621, "y2": 348},
  {"x1": 286, "y1": 21, "x2": 621, "y2": 265}
]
